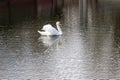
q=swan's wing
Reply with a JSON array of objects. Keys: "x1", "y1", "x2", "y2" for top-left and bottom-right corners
[
  {"x1": 42, "y1": 24, "x2": 58, "y2": 34},
  {"x1": 42, "y1": 24, "x2": 55, "y2": 30}
]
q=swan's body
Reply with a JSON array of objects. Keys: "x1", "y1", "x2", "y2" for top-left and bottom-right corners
[{"x1": 38, "y1": 21, "x2": 62, "y2": 36}]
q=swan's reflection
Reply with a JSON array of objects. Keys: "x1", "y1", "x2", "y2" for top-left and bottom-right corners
[{"x1": 38, "y1": 36, "x2": 62, "y2": 47}]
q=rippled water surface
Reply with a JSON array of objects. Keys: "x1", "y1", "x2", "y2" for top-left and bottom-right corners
[{"x1": 0, "y1": 0, "x2": 120, "y2": 80}]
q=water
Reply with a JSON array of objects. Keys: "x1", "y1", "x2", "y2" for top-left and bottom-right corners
[{"x1": 0, "y1": 0, "x2": 120, "y2": 80}]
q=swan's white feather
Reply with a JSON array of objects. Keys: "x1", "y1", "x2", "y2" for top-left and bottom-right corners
[{"x1": 42, "y1": 24, "x2": 59, "y2": 35}]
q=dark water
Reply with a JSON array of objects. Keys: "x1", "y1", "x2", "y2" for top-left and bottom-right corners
[{"x1": 0, "y1": 0, "x2": 120, "y2": 80}]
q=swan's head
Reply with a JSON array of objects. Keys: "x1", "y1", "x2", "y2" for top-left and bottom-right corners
[{"x1": 56, "y1": 21, "x2": 61, "y2": 27}]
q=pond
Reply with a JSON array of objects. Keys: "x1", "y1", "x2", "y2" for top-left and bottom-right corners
[{"x1": 0, "y1": 0, "x2": 120, "y2": 80}]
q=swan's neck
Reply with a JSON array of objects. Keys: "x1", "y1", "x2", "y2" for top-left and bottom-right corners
[{"x1": 57, "y1": 25, "x2": 62, "y2": 35}]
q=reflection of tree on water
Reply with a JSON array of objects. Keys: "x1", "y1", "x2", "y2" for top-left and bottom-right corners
[
  {"x1": 38, "y1": 36, "x2": 62, "y2": 47},
  {"x1": 79, "y1": 0, "x2": 99, "y2": 25}
]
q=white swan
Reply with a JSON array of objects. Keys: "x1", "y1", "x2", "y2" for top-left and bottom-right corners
[{"x1": 38, "y1": 21, "x2": 62, "y2": 36}]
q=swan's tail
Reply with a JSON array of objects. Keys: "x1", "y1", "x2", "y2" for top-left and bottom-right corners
[
  {"x1": 38, "y1": 30, "x2": 47, "y2": 35},
  {"x1": 37, "y1": 30, "x2": 41, "y2": 34}
]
